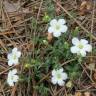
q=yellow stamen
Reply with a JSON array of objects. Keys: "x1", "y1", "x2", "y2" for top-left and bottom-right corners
[
  {"x1": 13, "y1": 54, "x2": 16, "y2": 60},
  {"x1": 57, "y1": 73, "x2": 61, "y2": 79},
  {"x1": 56, "y1": 25, "x2": 60, "y2": 30},
  {"x1": 78, "y1": 43, "x2": 83, "y2": 49}
]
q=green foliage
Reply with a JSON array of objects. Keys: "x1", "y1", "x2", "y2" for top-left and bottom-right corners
[
  {"x1": 71, "y1": 27, "x2": 80, "y2": 37},
  {"x1": 65, "y1": 61, "x2": 82, "y2": 80},
  {"x1": 20, "y1": 8, "x2": 83, "y2": 93},
  {"x1": 45, "y1": 0, "x2": 55, "y2": 18},
  {"x1": 31, "y1": 17, "x2": 37, "y2": 30},
  {"x1": 92, "y1": 47, "x2": 96, "y2": 55},
  {"x1": 34, "y1": 83, "x2": 49, "y2": 96},
  {"x1": 43, "y1": 13, "x2": 51, "y2": 22},
  {"x1": 19, "y1": 24, "x2": 83, "y2": 95}
]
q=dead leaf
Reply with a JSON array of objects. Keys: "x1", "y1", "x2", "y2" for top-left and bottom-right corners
[
  {"x1": 87, "y1": 63, "x2": 95, "y2": 71},
  {"x1": 79, "y1": 1, "x2": 92, "y2": 15},
  {"x1": 47, "y1": 33, "x2": 53, "y2": 42},
  {"x1": 75, "y1": 92, "x2": 82, "y2": 96},
  {"x1": 66, "y1": 81, "x2": 72, "y2": 88},
  {"x1": 80, "y1": 1, "x2": 87, "y2": 9},
  {"x1": 4, "y1": 0, "x2": 20, "y2": 13},
  {"x1": 84, "y1": 92, "x2": 90, "y2": 96}
]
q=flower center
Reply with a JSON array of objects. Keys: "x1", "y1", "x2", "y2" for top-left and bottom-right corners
[
  {"x1": 13, "y1": 54, "x2": 17, "y2": 60},
  {"x1": 57, "y1": 73, "x2": 61, "y2": 79},
  {"x1": 11, "y1": 76, "x2": 14, "y2": 80},
  {"x1": 78, "y1": 43, "x2": 83, "y2": 49},
  {"x1": 55, "y1": 24, "x2": 60, "y2": 30}
]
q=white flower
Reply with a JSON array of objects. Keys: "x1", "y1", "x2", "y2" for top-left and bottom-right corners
[
  {"x1": 7, "y1": 47, "x2": 21, "y2": 66},
  {"x1": 70, "y1": 37, "x2": 92, "y2": 57},
  {"x1": 51, "y1": 68, "x2": 68, "y2": 86},
  {"x1": 48, "y1": 19, "x2": 68, "y2": 37},
  {"x1": 7, "y1": 69, "x2": 19, "y2": 86}
]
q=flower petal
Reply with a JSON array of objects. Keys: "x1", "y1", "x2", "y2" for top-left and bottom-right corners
[
  {"x1": 7, "y1": 53, "x2": 12, "y2": 60},
  {"x1": 12, "y1": 69, "x2": 17, "y2": 74},
  {"x1": 61, "y1": 73, "x2": 68, "y2": 80},
  {"x1": 61, "y1": 25, "x2": 68, "y2": 33},
  {"x1": 13, "y1": 75, "x2": 19, "y2": 82},
  {"x1": 80, "y1": 50, "x2": 86, "y2": 57},
  {"x1": 80, "y1": 39, "x2": 88, "y2": 45},
  {"x1": 53, "y1": 31, "x2": 61, "y2": 37},
  {"x1": 7, "y1": 79, "x2": 14, "y2": 86},
  {"x1": 70, "y1": 46, "x2": 79, "y2": 53},
  {"x1": 58, "y1": 68, "x2": 63, "y2": 73},
  {"x1": 72, "y1": 37, "x2": 79, "y2": 45},
  {"x1": 13, "y1": 59, "x2": 19, "y2": 64},
  {"x1": 50, "y1": 19, "x2": 57, "y2": 26},
  {"x1": 52, "y1": 69, "x2": 56, "y2": 76},
  {"x1": 48, "y1": 27, "x2": 54, "y2": 33},
  {"x1": 58, "y1": 19, "x2": 66, "y2": 25},
  {"x1": 8, "y1": 60, "x2": 13, "y2": 66},
  {"x1": 58, "y1": 79, "x2": 65, "y2": 86},
  {"x1": 84, "y1": 44, "x2": 92, "y2": 52},
  {"x1": 51, "y1": 77, "x2": 57, "y2": 85},
  {"x1": 12, "y1": 47, "x2": 18, "y2": 53},
  {"x1": 17, "y1": 51, "x2": 21, "y2": 58}
]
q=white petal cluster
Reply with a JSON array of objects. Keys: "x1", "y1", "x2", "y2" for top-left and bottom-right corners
[
  {"x1": 7, "y1": 69, "x2": 19, "y2": 86},
  {"x1": 48, "y1": 19, "x2": 68, "y2": 37},
  {"x1": 7, "y1": 47, "x2": 21, "y2": 66},
  {"x1": 70, "y1": 37, "x2": 92, "y2": 57},
  {"x1": 51, "y1": 68, "x2": 68, "y2": 86}
]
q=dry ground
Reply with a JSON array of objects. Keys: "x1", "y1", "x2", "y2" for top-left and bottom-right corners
[{"x1": 0, "y1": 0, "x2": 96, "y2": 96}]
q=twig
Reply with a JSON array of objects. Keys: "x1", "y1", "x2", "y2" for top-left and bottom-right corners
[
  {"x1": 90, "y1": 0, "x2": 95, "y2": 61},
  {"x1": 0, "y1": 65, "x2": 16, "y2": 75}
]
